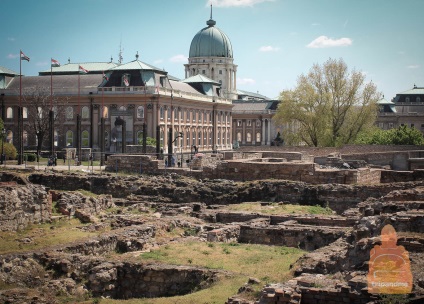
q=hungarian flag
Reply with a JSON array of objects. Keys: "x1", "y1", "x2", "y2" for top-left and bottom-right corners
[
  {"x1": 20, "y1": 51, "x2": 30, "y2": 62},
  {"x1": 79, "y1": 65, "x2": 89, "y2": 74},
  {"x1": 51, "y1": 58, "x2": 60, "y2": 67},
  {"x1": 102, "y1": 71, "x2": 109, "y2": 81},
  {"x1": 123, "y1": 75, "x2": 129, "y2": 87}
]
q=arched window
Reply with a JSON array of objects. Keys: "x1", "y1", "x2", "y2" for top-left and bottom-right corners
[
  {"x1": 174, "y1": 107, "x2": 178, "y2": 121},
  {"x1": 217, "y1": 130, "x2": 221, "y2": 145},
  {"x1": 119, "y1": 105, "x2": 126, "y2": 111},
  {"x1": 102, "y1": 106, "x2": 109, "y2": 119},
  {"x1": 54, "y1": 130, "x2": 58, "y2": 147},
  {"x1": 137, "y1": 106, "x2": 144, "y2": 119},
  {"x1": 66, "y1": 130, "x2": 73, "y2": 146},
  {"x1": 192, "y1": 110, "x2": 195, "y2": 122},
  {"x1": 37, "y1": 107, "x2": 43, "y2": 119},
  {"x1": 82, "y1": 130, "x2": 89, "y2": 147},
  {"x1": 198, "y1": 111, "x2": 202, "y2": 122},
  {"x1": 160, "y1": 106, "x2": 164, "y2": 120},
  {"x1": 246, "y1": 132, "x2": 252, "y2": 142},
  {"x1": 186, "y1": 130, "x2": 190, "y2": 147},
  {"x1": 23, "y1": 107, "x2": 28, "y2": 119},
  {"x1": 204, "y1": 128, "x2": 207, "y2": 145},
  {"x1": 6, "y1": 107, "x2": 13, "y2": 119},
  {"x1": 6, "y1": 130, "x2": 13, "y2": 144},
  {"x1": 417, "y1": 97, "x2": 421, "y2": 103},
  {"x1": 167, "y1": 106, "x2": 171, "y2": 121},
  {"x1": 256, "y1": 132, "x2": 261, "y2": 143},
  {"x1": 186, "y1": 110, "x2": 190, "y2": 122},
  {"x1": 204, "y1": 111, "x2": 207, "y2": 123},
  {"x1": 160, "y1": 129, "x2": 164, "y2": 146},
  {"x1": 237, "y1": 132, "x2": 242, "y2": 142},
  {"x1": 66, "y1": 107, "x2": 73, "y2": 120},
  {"x1": 227, "y1": 131, "x2": 230, "y2": 144},
  {"x1": 104, "y1": 131, "x2": 109, "y2": 148},
  {"x1": 23, "y1": 130, "x2": 28, "y2": 146},
  {"x1": 198, "y1": 130, "x2": 201, "y2": 146},
  {"x1": 81, "y1": 106, "x2": 89, "y2": 119}
]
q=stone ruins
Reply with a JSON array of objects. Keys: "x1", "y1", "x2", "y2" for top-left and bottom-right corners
[{"x1": 0, "y1": 145, "x2": 423, "y2": 303}]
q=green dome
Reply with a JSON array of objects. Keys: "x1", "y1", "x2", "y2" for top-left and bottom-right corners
[{"x1": 189, "y1": 18, "x2": 233, "y2": 58}]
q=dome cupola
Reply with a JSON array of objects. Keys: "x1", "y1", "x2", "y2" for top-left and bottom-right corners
[{"x1": 189, "y1": 8, "x2": 233, "y2": 58}]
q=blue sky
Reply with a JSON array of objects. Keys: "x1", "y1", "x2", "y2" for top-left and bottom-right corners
[{"x1": 1, "y1": 0, "x2": 423, "y2": 100}]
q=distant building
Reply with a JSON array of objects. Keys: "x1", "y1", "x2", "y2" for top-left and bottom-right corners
[{"x1": 376, "y1": 85, "x2": 424, "y2": 132}]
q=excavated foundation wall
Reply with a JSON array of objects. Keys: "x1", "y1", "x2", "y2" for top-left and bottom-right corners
[{"x1": 0, "y1": 182, "x2": 51, "y2": 231}]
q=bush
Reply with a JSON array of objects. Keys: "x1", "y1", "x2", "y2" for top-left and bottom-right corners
[
  {"x1": 24, "y1": 153, "x2": 37, "y2": 162},
  {"x1": 3, "y1": 143, "x2": 17, "y2": 160}
]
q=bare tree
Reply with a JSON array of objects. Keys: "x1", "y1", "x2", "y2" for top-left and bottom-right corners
[{"x1": 22, "y1": 87, "x2": 68, "y2": 157}]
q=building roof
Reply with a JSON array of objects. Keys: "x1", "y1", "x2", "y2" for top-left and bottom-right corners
[
  {"x1": 397, "y1": 85, "x2": 424, "y2": 95},
  {"x1": 232, "y1": 100, "x2": 277, "y2": 112},
  {"x1": 189, "y1": 17, "x2": 233, "y2": 58},
  {"x1": 0, "y1": 66, "x2": 19, "y2": 76},
  {"x1": 169, "y1": 80, "x2": 205, "y2": 95},
  {"x1": 237, "y1": 89, "x2": 270, "y2": 100},
  {"x1": 39, "y1": 62, "x2": 118, "y2": 75},
  {"x1": 377, "y1": 97, "x2": 395, "y2": 105},
  {"x1": 182, "y1": 74, "x2": 220, "y2": 85},
  {"x1": 5, "y1": 74, "x2": 104, "y2": 93},
  {"x1": 110, "y1": 59, "x2": 163, "y2": 72}
]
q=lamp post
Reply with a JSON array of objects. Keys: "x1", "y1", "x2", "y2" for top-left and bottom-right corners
[
  {"x1": 172, "y1": 132, "x2": 183, "y2": 167},
  {"x1": 1, "y1": 128, "x2": 5, "y2": 165}
]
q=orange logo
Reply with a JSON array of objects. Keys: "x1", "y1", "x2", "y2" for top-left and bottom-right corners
[{"x1": 367, "y1": 224, "x2": 413, "y2": 294}]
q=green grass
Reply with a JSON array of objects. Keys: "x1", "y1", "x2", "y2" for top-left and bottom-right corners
[
  {"x1": 227, "y1": 202, "x2": 334, "y2": 215},
  {"x1": 96, "y1": 242, "x2": 305, "y2": 304},
  {"x1": 0, "y1": 218, "x2": 104, "y2": 255}
]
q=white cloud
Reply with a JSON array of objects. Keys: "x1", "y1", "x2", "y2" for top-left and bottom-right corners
[
  {"x1": 407, "y1": 65, "x2": 420, "y2": 69},
  {"x1": 207, "y1": 0, "x2": 274, "y2": 7},
  {"x1": 7, "y1": 53, "x2": 18, "y2": 59},
  {"x1": 169, "y1": 54, "x2": 187, "y2": 63},
  {"x1": 237, "y1": 78, "x2": 256, "y2": 85},
  {"x1": 259, "y1": 46, "x2": 279, "y2": 52},
  {"x1": 307, "y1": 35, "x2": 352, "y2": 48}
]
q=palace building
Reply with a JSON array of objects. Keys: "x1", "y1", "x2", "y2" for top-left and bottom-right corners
[{"x1": 0, "y1": 12, "x2": 245, "y2": 159}]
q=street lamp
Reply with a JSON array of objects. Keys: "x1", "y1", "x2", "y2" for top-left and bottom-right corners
[
  {"x1": 1, "y1": 128, "x2": 6, "y2": 165},
  {"x1": 172, "y1": 132, "x2": 183, "y2": 167}
]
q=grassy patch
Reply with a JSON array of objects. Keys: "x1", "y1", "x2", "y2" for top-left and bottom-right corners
[
  {"x1": 100, "y1": 242, "x2": 304, "y2": 304},
  {"x1": 0, "y1": 219, "x2": 103, "y2": 255},
  {"x1": 227, "y1": 202, "x2": 333, "y2": 215}
]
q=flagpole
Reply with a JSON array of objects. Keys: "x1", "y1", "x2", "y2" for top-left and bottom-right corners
[
  {"x1": 77, "y1": 71, "x2": 81, "y2": 165},
  {"x1": 18, "y1": 50, "x2": 23, "y2": 165},
  {"x1": 50, "y1": 58, "x2": 54, "y2": 157}
]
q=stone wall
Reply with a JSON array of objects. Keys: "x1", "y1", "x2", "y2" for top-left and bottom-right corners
[
  {"x1": 238, "y1": 224, "x2": 348, "y2": 251},
  {"x1": 0, "y1": 183, "x2": 51, "y2": 231},
  {"x1": 105, "y1": 154, "x2": 160, "y2": 174}
]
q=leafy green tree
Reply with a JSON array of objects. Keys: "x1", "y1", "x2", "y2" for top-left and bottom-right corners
[
  {"x1": 357, "y1": 125, "x2": 424, "y2": 145},
  {"x1": 274, "y1": 58, "x2": 380, "y2": 147}
]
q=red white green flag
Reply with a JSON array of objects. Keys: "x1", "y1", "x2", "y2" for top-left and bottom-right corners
[
  {"x1": 123, "y1": 74, "x2": 129, "y2": 86},
  {"x1": 20, "y1": 51, "x2": 30, "y2": 62},
  {"x1": 51, "y1": 58, "x2": 60, "y2": 67}
]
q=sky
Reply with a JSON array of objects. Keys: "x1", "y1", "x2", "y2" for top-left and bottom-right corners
[{"x1": 1, "y1": 0, "x2": 423, "y2": 100}]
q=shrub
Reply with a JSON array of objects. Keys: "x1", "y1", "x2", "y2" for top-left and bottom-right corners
[
  {"x1": 24, "y1": 153, "x2": 37, "y2": 162},
  {"x1": 3, "y1": 143, "x2": 17, "y2": 160}
]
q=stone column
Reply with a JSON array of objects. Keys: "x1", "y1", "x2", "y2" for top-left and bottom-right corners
[
  {"x1": 267, "y1": 119, "x2": 271, "y2": 145},
  {"x1": 242, "y1": 119, "x2": 246, "y2": 144},
  {"x1": 262, "y1": 119, "x2": 265, "y2": 145}
]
